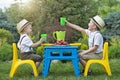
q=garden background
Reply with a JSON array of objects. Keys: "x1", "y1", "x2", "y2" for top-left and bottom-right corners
[{"x1": 0, "y1": 0, "x2": 120, "y2": 80}]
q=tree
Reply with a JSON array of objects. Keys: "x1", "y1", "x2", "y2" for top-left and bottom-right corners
[
  {"x1": 0, "y1": 29, "x2": 14, "y2": 46},
  {"x1": 40, "y1": 0, "x2": 99, "y2": 42},
  {"x1": 103, "y1": 11, "x2": 120, "y2": 40},
  {"x1": 5, "y1": 0, "x2": 99, "y2": 42},
  {"x1": 40, "y1": 0, "x2": 98, "y2": 28},
  {"x1": 97, "y1": 0, "x2": 120, "y2": 17},
  {"x1": 5, "y1": 0, "x2": 42, "y2": 34},
  {"x1": 0, "y1": 9, "x2": 19, "y2": 43}
]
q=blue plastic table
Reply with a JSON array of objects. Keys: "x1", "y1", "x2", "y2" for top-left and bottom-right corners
[{"x1": 42, "y1": 45, "x2": 80, "y2": 77}]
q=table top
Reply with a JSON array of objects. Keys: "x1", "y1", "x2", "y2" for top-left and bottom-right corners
[
  {"x1": 44, "y1": 45, "x2": 78, "y2": 49},
  {"x1": 41, "y1": 43, "x2": 81, "y2": 46}
]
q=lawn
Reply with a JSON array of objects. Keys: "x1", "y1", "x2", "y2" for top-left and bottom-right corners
[{"x1": 0, "y1": 59, "x2": 120, "y2": 80}]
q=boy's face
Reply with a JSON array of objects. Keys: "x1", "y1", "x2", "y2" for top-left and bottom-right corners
[
  {"x1": 23, "y1": 24, "x2": 32, "y2": 34},
  {"x1": 88, "y1": 20, "x2": 97, "y2": 31}
]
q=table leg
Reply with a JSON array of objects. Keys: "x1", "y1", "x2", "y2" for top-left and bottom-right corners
[
  {"x1": 42, "y1": 59, "x2": 51, "y2": 77},
  {"x1": 72, "y1": 58, "x2": 80, "y2": 77}
]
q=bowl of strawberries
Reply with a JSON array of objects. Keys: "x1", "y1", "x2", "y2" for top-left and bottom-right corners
[{"x1": 54, "y1": 40, "x2": 68, "y2": 45}]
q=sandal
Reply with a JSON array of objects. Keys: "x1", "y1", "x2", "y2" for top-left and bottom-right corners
[
  {"x1": 80, "y1": 69, "x2": 92, "y2": 75},
  {"x1": 88, "y1": 70, "x2": 93, "y2": 75}
]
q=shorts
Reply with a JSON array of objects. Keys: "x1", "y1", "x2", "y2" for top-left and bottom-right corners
[
  {"x1": 20, "y1": 52, "x2": 43, "y2": 62},
  {"x1": 79, "y1": 50, "x2": 102, "y2": 60}
]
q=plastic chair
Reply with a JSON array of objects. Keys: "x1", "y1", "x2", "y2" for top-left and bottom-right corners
[
  {"x1": 9, "y1": 43, "x2": 38, "y2": 78},
  {"x1": 84, "y1": 42, "x2": 112, "y2": 76}
]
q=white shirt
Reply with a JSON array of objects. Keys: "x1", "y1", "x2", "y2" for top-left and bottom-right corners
[
  {"x1": 17, "y1": 34, "x2": 33, "y2": 53},
  {"x1": 85, "y1": 29, "x2": 103, "y2": 53}
]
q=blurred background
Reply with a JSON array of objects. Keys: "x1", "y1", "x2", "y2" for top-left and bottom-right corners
[{"x1": 0, "y1": 0, "x2": 120, "y2": 60}]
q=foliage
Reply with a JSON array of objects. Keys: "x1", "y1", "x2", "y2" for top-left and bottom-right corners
[
  {"x1": 108, "y1": 36, "x2": 120, "y2": 59},
  {"x1": 109, "y1": 44, "x2": 120, "y2": 59},
  {"x1": 97, "y1": 0, "x2": 120, "y2": 17},
  {"x1": 5, "y1": 4, "x2": 21, "y2": 23},
  {"x1": 97, "y1": 0, "x2": 120, "y2": 41},
  {"x1": 110, "y1": 36, "x2": 120, "y2": 45},
  {"x1": 0, "y1": 9, "x2": 7, "y2": 21},
  {"x1": 3, "y1": 0, "x2": 120, "y2": 43},
  {"x1": 77, "y1": 32, "x2": 88, "y2": 50},
  {"x1": 2, "y1": 0, "x2": 120, "y2": 43},
  {"x1": 102, "y1": 11, "x2": 120, "y2": 40},
  {"x1": 78, "y1": 38, "x2": 88, "y2": 50},
  {"x1": 0, "y1": 29, "x2": 14, "y2": 46},
  {"x1": 40, "y1": 0, "x2": 98, "y2": 42},
  {"x1": 5, "y1": 0, "x2": 42, "y2": 33},
  {"x1": 5, "y1": 0, "x2": 99, "y2": 42},
  {"x1": 80, "y1": 43, "x2": 88, "y2": 50},
  {"x1": 0, "y1": 43, "x2": 13, "y2": 61},
  {"x1": 36, "y1": 46, "x2": 44, "y2": 56},
  {"x1": 30, "y1": 32, "x2": 40, "y2": 43},
  {"x1": 40, "y1": 0, "x2": 98, "y2": 27},
  {"x1": 0, "y1": 9, "x2": 19, "y2": 43}
]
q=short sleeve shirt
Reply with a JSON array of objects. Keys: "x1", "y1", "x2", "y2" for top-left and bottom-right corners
[
  {"x1": 85, "y1": 29, "x2": 103, "y2": 53},
  {"x1": 17, "y1": 34, "x2": 33, "y2": 53}
]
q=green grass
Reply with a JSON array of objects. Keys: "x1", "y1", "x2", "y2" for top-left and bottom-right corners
[{"x1": 0, "y1": 59, "x2": 120, "y2": 80}]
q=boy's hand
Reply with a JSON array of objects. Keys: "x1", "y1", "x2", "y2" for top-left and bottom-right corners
[{"x1": 39, "y1": 38, "x2": 46, "y2": 43}]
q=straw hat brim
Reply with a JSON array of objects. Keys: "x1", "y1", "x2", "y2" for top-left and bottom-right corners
[
  {"x1": 91, "y1": 18, "x2": 101, "y2": 29},
  {"x1": 19, "y1": 22, "x2": 32, "y2": 33},
  {"x1": 89, "y1": 15, "x2": 105, "y2": 29}
]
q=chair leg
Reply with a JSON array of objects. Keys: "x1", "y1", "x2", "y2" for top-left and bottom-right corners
[
  {"x1": 31, "y1": 62, "x2": 38, "y2": 77},
  {"x1": 9, "y1": 68, "x2": 14, "y2": 78},
  {"x1": 105, "y1": 63, "x2": 112, "y2": 76},
  {"x1": 101, "y1": 62, "x2": 112, "y2": 76},
  {"x1": 9, "y1": 65, "x2": 19, "y2": 78},
  {"x1": 84, "y1": 62, "x2": 91, "y2": 76}
]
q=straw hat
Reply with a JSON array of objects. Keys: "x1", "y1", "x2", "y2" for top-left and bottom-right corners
[
  {"x1": 91, "y1": 15, "x2": 105, "y2": 29},
  {"x1": 17, "y1": 19, "x2": 32, "y2": 33}
]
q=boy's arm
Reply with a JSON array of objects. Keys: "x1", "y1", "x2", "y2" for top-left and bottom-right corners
[
  {"x1": 80, "y1": 45, "x2": 98, "y2": 56},
  {"x1": 66, "y1": 20, "x2": 85, "y2": 33},
  {"x1": 31, "y1": 38, "x2": 45, "y2": 48}
]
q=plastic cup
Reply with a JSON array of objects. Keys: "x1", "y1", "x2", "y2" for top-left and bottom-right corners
[
  {"x1": 41, "y1": 34, "x2": 47, "y2": 38},
  {"x1": 60, "y1": 17, "x2": 66, "y2": 26},
  {"x1": 41, "y1": 34, "x2": 47, "y2": 43}
]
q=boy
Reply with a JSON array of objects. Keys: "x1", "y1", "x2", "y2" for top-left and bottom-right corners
[
  {"x1": 66, "y1": 15, "x2": 105, "y2": 75},
  {"x1": 17, "y1": 19, "x2": 45, "y2": 75}
]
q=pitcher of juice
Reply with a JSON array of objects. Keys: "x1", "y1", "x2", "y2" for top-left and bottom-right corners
[{"x1": 53, "y1": 31, "x2": 66, "y2": 41}]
